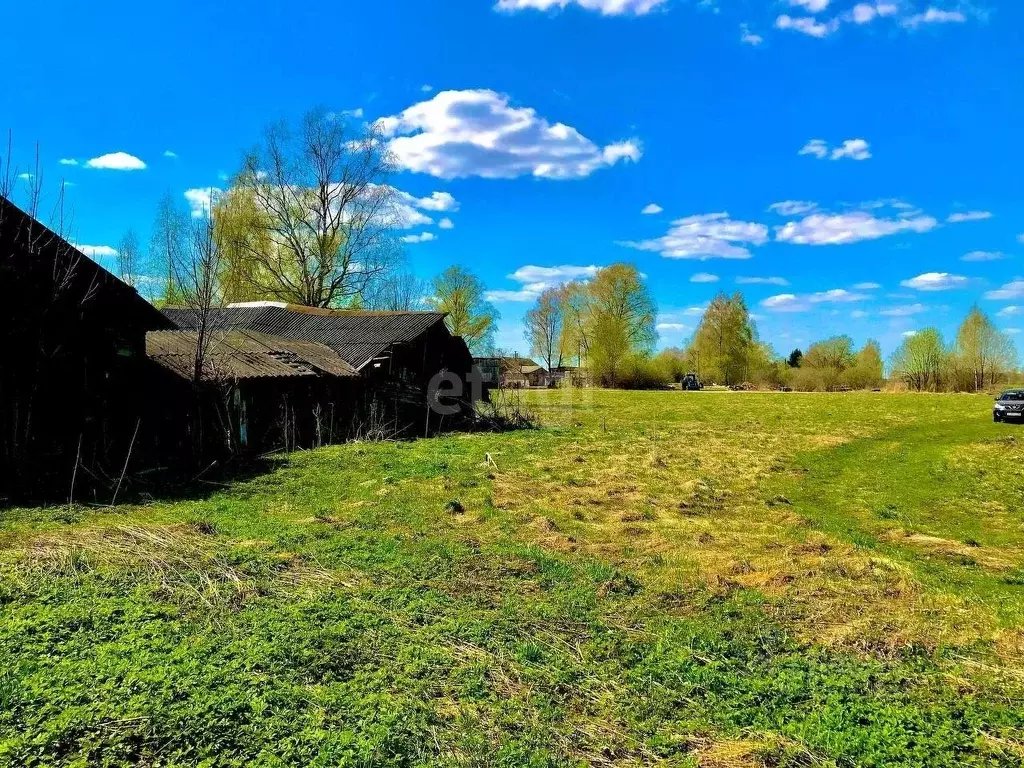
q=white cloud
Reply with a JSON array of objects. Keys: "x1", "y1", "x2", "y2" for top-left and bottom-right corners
[
  {"x1": 486, "y1": 264, "x2": 601, "y2": 303},
  {"x1": 184, "y1": 187, "x2": 224, "y2": 218},
  {"x1": 163, "y1": 150, "x2": 178, "y2": 159},
  {"x1": 769, "y1": 200, "x2": 817, "y2": 216},
  {"x1": 384, "y1": 188, "x2": 460, "y2": 229},
  {"x1": 690, "y1": 272, "x2": 719, "y2": 283},
  {"x1": 985, "y1": 280, "x2": 1024, "y2": 301},
  {"x1": 830, "y1": 138, "x2": 871, "y2": 160},
  {"x1": 737, "y1": 276, "x2": 789, "y2": 286},
  {"x1": 853, "y1": 281, "x2": 881, "y2": 290},
  {"x1": 775, "y1": 14, "x2": 838, "y2": 37},
  {"x1": 438, "y1": 217, "x2": 455, "y2": 230},
  {"x1": 799, "y1": 139, "x2": 829, "y2": 158},
  {"x1": 1018, "y1": 234, "x2": 1024, "y2": 245},
  {"x1": 421, "y1": 85, "x2": 434, "y2": 93},
  {"x1": 809, "y1": 288, "x2": 869, "y2": 303},
  {"x1": 495, "y1": 0, "x2": 669, "y2": 15},
  {"x1": 902, "y1": 330, "x2": 919, "y2": 338},
  {"x1": 788, "y1": 0, "x2": 829, "y2": 12},
  {"x1": 801, "y1": 138, "x2": 870, "y2": 160},
  {"x1": 849, "y1": 2, "x2": 898, "y2": 23},
  {"x1": 946, "y1": 210, "x2": 992, "y2": 223},
  {"x1": 900, "y1": 272, "x2": 969, "y2": 291},
  {"x1": 997, "y1": 306, "x2": 1022, "y2": 317},
  {"x1": 85, "y1": 152, "x2": 146, "y2": 171},
  {"x1": 401, "y1": 232, "x2": 437, "y2": 244},
  {"x1": 1006, "y1": 328, "x2": 1022, "y2": 335},
  {"x1": 619, "y1": 212, "x2": 768, "y2": 260},
  {"x1": 740, "y1": 24, "x2": 764, "y2": 45},
  {"x1": 73, "y1": 244, "x2": 118, "y2": 259},
  {"x1": 656, "y1": 322, "x2": 691, "y2": 332},
  {"x1": 396, "y1": 189, "x2": 459, "y2": 212},
  {"x1": 961, "y1": 250, "x2": 1005, "y2": 262},
  {"x1": 903, "y1": 7, "x2": 966, "y2": 28},
  {"x1": 761, "y1": 294, "x2": 809, "y2": 312},
  {"x1": 17, "y1": 173, "x2": 33, "y2": 181},
  {"x1": 377, "y1": 89, "x2": 641, "y2": 179},
  {"x1": 58, "y1": 158, "x2": 78, "y2": 166},
  {"x1": 774, "y1": 211, "x2": 938, "y2": 245},
  {"x1": 641, "y1": 203, "x2": 663, "y2": 215},
  {"x1": 850, "y1": 309, "x2": 869, "y2": 318},
  {"x1": 880, "y1": 303, "x2": 928, "y2": 316}
]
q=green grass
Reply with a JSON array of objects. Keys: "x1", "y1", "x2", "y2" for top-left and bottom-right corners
[{"x1": 1, "y1": 391, "x2": 1022, "y2": 767}]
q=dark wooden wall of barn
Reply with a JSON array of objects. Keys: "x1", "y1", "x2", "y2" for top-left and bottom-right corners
[{"x1": 0, "y1": 201, "x2": 171, "y2": 502}]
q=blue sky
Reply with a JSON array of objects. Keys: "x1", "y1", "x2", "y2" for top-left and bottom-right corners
[{"x1": 3, "y1": 0, "x2": 1023, "y2": 358}]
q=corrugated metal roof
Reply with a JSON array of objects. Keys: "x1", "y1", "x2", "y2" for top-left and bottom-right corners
[
  {"x1": 147, "y1": 329, "x2": 357, "y2": 381},
  {"x1": 162, "y1": 305, "x2": 448, "y2": 369}
]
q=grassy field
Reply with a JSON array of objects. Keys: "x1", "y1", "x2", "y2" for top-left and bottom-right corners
[{"x1": 2, "y1": 390, "x2": 1023, "y2": 767}]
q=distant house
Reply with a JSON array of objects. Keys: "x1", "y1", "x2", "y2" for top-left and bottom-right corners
[
  {"x1": 473, "y1": 356, "x2": 549, "y2": 388},
  {"x1": 162, "y1": 302, "x2": 478, "y2": 442},
  {"x1": 0, "y1": 196, "x2": 171, "y2": 500}
]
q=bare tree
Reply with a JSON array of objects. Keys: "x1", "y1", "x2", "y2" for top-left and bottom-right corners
[
  {"x1": 116, "y1": 228, "x2": 141, "y2": 289},
  {"x1": 224, "y1": 108, "x2": 400, "y2": 307},
  {"x1": 363, "y1": 270, "x2": 427, "y2": 311},
  {"x1": 171, "y1": 204, "x2": 225, "y2": 385},
  {"x1": 149, "y1": 191, "x2": 189, "y2": 305},
  {"x1": 525, "y1": 285, "x2": 566, "y2": 371}
]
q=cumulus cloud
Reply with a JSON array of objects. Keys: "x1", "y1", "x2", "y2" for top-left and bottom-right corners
[
  {"x1": 740, "y1": 24, "x2": 764, "y2": 45},
  {"x1": 849, "y1": 2, "x2": 898, "y2": 23},
  {"x1": 85, "y1": 152, "x2": 146, "y2": 171},
  {"x1": 900, "y1": 272, "x2": 969, "y2": 291},
  {"x1": 775, "y1": 14, "x2": 838, "y2": 37},
  {"x1": 184, "y1": 187, "x2": 224, "y2": 218},
  {"x1": 761, "y1": 294, "x2": 808, "y2": 312},
  {"x1": 401, "y1": 232, "x2": 437, "y2": 244},
  {"x1": 438, "y1": 217, "x2": 455, "y2": 230},
  {"x1": 801, "y1": 138, "x2": 871, "y2": 160},
  {"x1": 903, "y1": 7, "x2": 966, "y2": 28},
  {"x1": 880, "y1": 303, "x2": 928, "y2": 316},
  {"x1": 961, "y1": 250, "x2": 1005, "y2": 262},
  {"x1": 656, "y1": 322, "x2": 691, "y2": 332},
  {"x1": 376, "y1": 89, "x2": 641, "y2": 179},
  {"x1": 985, "y1": 280, "x2": 1024, "y2": 301},
  {"x1": 769, "y1": 200, "x2": 817, "y2": 216},
  {"x1": 830, "y1": 138, "x2": 871, "y2": 160},
  {"x1": 946, "y1": 210, "x2": 992, "y2": 223},
  {"x1": 799, "y1": 139, "x2": 829, "y2": 158},
  {"x1": 486, "y1": 264, "x2": 601, "y2": 303},
  {"x1": 690, "y1": 272, "x2": 719, "y2": 283},
  {"x1": 73, "y1": 244, "x2": 118, "y2": 259},
  {"x1": 737, "y1": 276, "x2": 789, "y2": 286},
  {"x1": 641, "y1": 203, "x2": 663, "y2": 215},
  {"x1": 58, "y1": 158, "x2": 78, "y2": 166},
  {"x1": 163, "y1": 150, "x2": 178, "y2": 159},
  {"x1": 809, "y1": 288, "x2": 869, "y2": 303},
  {"x1": 495, "y1": 0, "x2": 669, "y2": 14},
  {"x1": 619, "y1": 212, "x2": 768, "y2": 260},
  {"x1": 774, "y1": 211, "x2": 938, "y2": 245},
  {"x1": 788, "y1": 0, "x2": 829, "y2": 11}
]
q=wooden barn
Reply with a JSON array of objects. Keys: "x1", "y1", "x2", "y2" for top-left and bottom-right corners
[
  {"x1": 0, "y1": 196, "x2": 171, "y2": 501},
  {"x1": 160, "y1": 302, "x2": 479, "y2": 443}
]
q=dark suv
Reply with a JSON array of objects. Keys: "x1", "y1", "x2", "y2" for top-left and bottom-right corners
[{"x1": 993, "y1": 389, "x2": 1024, "y2": 423}]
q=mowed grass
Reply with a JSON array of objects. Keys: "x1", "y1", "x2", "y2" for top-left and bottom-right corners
[{"x1": 1, "y1": 390, "x2": 1023, "y2": 767}]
